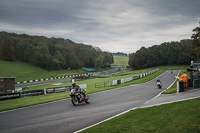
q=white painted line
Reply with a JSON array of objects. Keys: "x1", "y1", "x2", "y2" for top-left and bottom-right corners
[
  {"x1": 140, "y1": 96, "x2": 200, "y2": 109},
  {"x1": 74, "y1": 107, "x2": 137, "y2": 133}
]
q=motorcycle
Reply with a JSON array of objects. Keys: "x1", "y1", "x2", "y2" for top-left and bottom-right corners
[
  {"x1": 69, "y1": 88, "x2": 90, "y2": 106},
  {"x1": 156, "y1": 80, "x2": 162, "y2": 89},
  {"x1": 171, "y1": 70, "x2": 173, "y2": 74}
]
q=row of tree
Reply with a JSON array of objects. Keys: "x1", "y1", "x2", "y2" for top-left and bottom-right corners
[
  {"x1": 112, "y1": 52, "x2": 128, "y2": 56},
  {"x1": 129, "y1": 24, "x2": 200, "y2": 70},
  {"x1": 0, "y1": 32, "x2": 114, "y2": 70},
  {"x1": 128, "y1": 40, "x2": 192, "y2": 69}
]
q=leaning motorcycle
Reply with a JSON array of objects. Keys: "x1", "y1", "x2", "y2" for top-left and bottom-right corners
[
  {"x1": 156, "y1": 81, "x2": 162, "y2": 89},
  {"x1": 69, "y1": 88, "x2": 90, "y2": 106}
]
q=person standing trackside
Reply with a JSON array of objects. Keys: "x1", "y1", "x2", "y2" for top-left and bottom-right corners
[{"x1": 180, "y1": 72, "x2": 188, "y2": 88}]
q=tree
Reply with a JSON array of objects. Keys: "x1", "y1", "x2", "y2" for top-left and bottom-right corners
[
  {"x1": 0, "y1": 34, "x2": 14, "y2": 61},
  {"x1": 103, "y1": 52, "x2": 113, "y2": 67},
  {"x1": 146, "y1": 45, "x2": 160, "y2": 67},
  {"x1": 128, "y1": 47, "x2": 148, "y2": 70},
  {"x1": 94, "y1": 55, "x2": 104, "y2": 69},
  {"x1": 32, "y1": 44, "x2": 53, "y2": 70},
  {"x1": 190, "y1": 23, "x2": 200, "y2": 61},
  {"x1": 0, "y1": 32, "x2": 114, "y2": 70},
  {"x1": 52, "y1": 51, "x2": 65, "y2": 69},
  {"x1": 177, "y1": 40, "x2": 192, "y2": 64},
  {"x1": 128, "y1": 39, "x2": 192, "y2": 70}
]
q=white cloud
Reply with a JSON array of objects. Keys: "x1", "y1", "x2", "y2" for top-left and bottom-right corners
[{"x1": 0, "y1": 0, "x2": 199, "y2": 53}]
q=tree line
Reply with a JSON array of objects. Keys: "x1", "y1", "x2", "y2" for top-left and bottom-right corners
[
  {"x1": 129, "y1": 24, "x2": 200, "y2": 70},
  {"x1": 0, "y1": 32, "x2": 114, "y2": 70},
  {"x1": 112, "y1": 52, "x2": 128, "y2": 56},
  {"x1": 128, "y1": 39, "x2": 192, "y2": 69}
]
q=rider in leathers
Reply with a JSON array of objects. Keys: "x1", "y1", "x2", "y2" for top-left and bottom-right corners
[
  {"x1": 71, "y1": 83, "x2": 81, "y2": 93},
  {"x1": 71, "y1": 83, "x2": 85, "y2": 101}
]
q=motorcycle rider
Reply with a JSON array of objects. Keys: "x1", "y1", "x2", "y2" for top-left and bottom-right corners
[
  {"x1": 71, "y1": 82, "x2": 81, "y2": 92},
  {"x1": 71, "y1": 82, "x2": 84, "y2": 101},
  {"x1": 156, "y1": 78, "x2": 162, "y2": 88}
]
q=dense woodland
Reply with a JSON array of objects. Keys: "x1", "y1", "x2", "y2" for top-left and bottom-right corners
[
  {"x1": 128, "y1": 39, "x2": 192, "y2": 69},
  {"x1": 0, "y1": 32, "x2": 114, "y2": 70},
  {"x1": 129, "y1": 25, "x2": 200, "y2": 70},
  {"x1": 0, "y1": 24, "x2": 199, "y2": 71}
]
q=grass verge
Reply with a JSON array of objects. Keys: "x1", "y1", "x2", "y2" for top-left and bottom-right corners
[{"x1": 82, "y1": 98, "x2": 200, "y2": 133}]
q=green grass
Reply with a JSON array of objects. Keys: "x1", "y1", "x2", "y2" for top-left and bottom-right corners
[
  {"x1": 0, "y1": 60, "x2": 87, "y2": 82},
  {"x1": 82, "y1": 98, "x2": 200, "y2": 133},
  {"x1": 113, "y1": 56, "x2": 129, "y2": 66},
  {"x1": 0, "y1": 92, "x2": 68, "y2": 112}
]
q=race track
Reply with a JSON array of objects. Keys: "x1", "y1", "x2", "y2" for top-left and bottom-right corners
[{"x1": 0, "y1": 70, "x2": 179, "y2": 133}]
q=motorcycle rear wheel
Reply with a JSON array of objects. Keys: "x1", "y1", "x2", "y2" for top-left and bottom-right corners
[
  {"x1": 71, "y1": 97, "x2": 79, "y2": 106},
  {"x1": 158, "y1": 85, "x2": 162, "y2": 89}
]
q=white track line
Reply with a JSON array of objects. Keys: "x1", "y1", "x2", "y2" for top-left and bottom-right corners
[{"x1": 140, "y1": 96, "x2": 200, "y2": 109}]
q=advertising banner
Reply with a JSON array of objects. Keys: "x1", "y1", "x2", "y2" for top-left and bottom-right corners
[
  {"x1": 20, "y1": 90, "x2": 45, "y2": 97},
  {"x1": 112, "y1": 80, "x2": 117, "y2": 85},
  {"x1": 132, "y1": 76, "x2": 140, "y2": 80},
  {"x1": 46, "y1": 86, "x2": 71, "y2": 94},
  {"x1": 0, "y1": 92, "x2": 20, "y2": 100}
]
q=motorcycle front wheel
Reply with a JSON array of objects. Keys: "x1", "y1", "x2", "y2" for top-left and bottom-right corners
[
  {"x1": 71, "y1": 96, "x2": 79, "y2": 106},
  {"x1": 85, "y1": 94, "x2": 91, "y2": 104}
]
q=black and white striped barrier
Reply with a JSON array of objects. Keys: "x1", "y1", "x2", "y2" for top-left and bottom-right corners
[{"x1": 16, "y1": 74, "x2": 89, "y2": 85}]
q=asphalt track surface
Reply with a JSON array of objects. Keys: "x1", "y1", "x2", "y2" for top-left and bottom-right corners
[{"x1": 0, "y1": 70, "x2": 179, "y2": 133}]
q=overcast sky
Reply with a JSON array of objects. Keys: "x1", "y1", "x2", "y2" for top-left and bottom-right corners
[{"x1": 0, "y1": 0, "x2": 199, "y2": 53}]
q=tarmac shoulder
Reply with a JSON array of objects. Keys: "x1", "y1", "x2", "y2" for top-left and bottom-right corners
[{"x1": 140, "y1": 88, "x2": 200, "y2": 108}]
